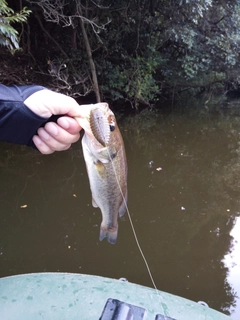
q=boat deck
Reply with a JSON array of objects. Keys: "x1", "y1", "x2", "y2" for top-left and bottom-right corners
[{"x1": 0, "y1": 272, "x2": 233, "y2": 320}]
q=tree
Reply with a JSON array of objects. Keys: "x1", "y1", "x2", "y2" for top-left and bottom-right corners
[
  {"x1": 2, "y1": 0, "x2": 240, "y2": 105},
  {"x1": 100, "y1": 0, "x2": 240, "y2": 101},
  {"x1": 156, "y1": 0, "x2": 240, "y2": 84},
  {"x1": 0, "y1": 0, "x2": 31, "y2": 52},
  {"x1": 30, "y1": 0, "x2": 111, "y2": 102}
]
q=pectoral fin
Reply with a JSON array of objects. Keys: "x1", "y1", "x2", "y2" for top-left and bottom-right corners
[{"x1": 94, "y1": 160, "x2": 107, "y2": 178}]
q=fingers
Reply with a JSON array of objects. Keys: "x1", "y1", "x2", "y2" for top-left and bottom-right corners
[
  {"x1": 33, "y1": 117, "x2": 81, "y2": 154},
  {"x1": 32, "y1": 135, "x2": 58, "y2": 154},
  {"x1": 57, "y1": 116, "x2": 82, "y2": 134}
]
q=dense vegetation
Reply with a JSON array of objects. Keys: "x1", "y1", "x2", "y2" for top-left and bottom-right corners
[{"x1": 1, "y1": 0, "x2": 240, "y2": 107}]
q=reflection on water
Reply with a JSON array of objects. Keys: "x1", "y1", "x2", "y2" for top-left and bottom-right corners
[
  {"x1": 223, "y1": 216, "x2": 240, "y2": 318},
  {"x1": 0, "y1": 104, "x2": 240, "y2": 318}
]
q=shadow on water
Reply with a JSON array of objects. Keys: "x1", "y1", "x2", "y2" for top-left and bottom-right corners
[{"x1": 0, "y1": 100, "x2": 240, "y2": 318}]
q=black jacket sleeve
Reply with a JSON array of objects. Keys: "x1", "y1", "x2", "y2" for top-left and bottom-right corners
[{"x1": 0, "y1": 84, "x2": 50, "y2": 148}]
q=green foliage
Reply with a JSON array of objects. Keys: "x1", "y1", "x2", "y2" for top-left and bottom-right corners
[
  {"x1": 101, "y1": 54, "x2": 160, "y2": 106},
  {"x1": 98, "y1": 0, "x2": 240, "y2": 102},
  {"x1": 0, "y1": 0, "x2": 31, "y2": 52},
  {"x1": 159, "y1": 0, "x2": 240, "y2": 83},
  {"x1": 4, "y1": 0, "x2": 240, "y2": 104}
]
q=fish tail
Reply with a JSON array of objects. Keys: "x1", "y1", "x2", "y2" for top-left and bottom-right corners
[{"x1": 99, "y1": 224, "x2": 118, "y2": 245}]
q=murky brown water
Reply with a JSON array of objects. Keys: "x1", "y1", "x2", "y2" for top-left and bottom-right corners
[{"x1": 0, "y1": 103, "x2": 240, "y2": 318}]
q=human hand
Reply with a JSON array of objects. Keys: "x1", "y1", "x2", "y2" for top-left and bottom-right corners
[{"x1": 24, "y1": 90, "x2": 83, "y2": 154}]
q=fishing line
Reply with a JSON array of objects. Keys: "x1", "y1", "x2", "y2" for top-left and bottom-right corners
[{"x1": 106, "y1": 137, "x2": 158, "y2": 291}]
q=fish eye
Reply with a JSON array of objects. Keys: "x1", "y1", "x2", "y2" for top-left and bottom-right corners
[
  {"x1": 109, "y1": 119, "x2": 115, "y2": 132},
  {"x1": 109, "y1": 124, "x2": 115, "y2": 132},
  {"x1": 110, "y1": 152, "x2": 117, "y2": 159}
]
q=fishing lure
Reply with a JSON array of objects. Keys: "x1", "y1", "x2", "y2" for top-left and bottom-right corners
[{"x1": 89, "y1": 108, "x2": 111, "y2": 147}]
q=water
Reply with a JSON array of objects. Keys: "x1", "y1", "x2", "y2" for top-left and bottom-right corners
[{"x1": 0, "y1": 104, "x2": 240, "y2": 318}]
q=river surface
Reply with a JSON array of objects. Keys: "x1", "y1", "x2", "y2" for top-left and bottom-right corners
[{"x1": 0, "y1": 103, "x2": 240, "y2": 319}]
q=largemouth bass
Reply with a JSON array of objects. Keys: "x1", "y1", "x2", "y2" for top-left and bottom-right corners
[{"x1": 75, "y1": 103, "x2": 128, "y2": 244}]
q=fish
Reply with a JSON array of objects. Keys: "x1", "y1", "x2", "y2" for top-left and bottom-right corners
[{"x1": 75, "y1": 103, "x2": 128, "y2": 244}]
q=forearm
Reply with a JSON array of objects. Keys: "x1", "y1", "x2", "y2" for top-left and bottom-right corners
[{"x1": 0, "y1": 84, "x2": 48, "y2": 147}]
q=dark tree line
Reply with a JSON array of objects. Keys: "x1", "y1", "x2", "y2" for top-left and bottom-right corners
[{"x1": 1, "y1": 0, "x2": 240, "y2": 107}]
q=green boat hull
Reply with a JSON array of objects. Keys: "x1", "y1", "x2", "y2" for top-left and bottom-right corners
[{"x1": 0, "y1": 272, "x2": 233, "y2": 320}]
